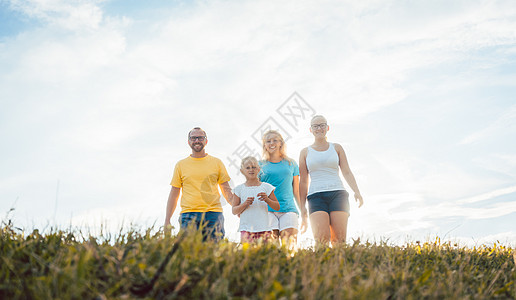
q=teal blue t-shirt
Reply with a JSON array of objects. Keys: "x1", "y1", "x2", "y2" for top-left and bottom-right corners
[{"x1": 259, "y1": 159, "x2": 300, "y2": 213}]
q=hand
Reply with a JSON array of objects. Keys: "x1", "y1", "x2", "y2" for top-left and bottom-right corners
[
  {"x1": 164, "y1": 221, "x2": 173, "y2": 237},
  {"x1": 244, "y1": 197, "x2": 254, "y2": 207},
  {"x1": 300, "y1": 213, "x2": 308, "y2": 234},
  {"x1": 257, "y1": 192, "x2": 268, "y2": 201},
  {"x1": 300, "y1": 207, "x2": 308, "y2": 218},
  {"x1": 355, "y1": 193, "x2": 363, "y2": 208}
]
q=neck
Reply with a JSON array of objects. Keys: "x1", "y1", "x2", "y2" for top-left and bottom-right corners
[
  {"x1": 314, "y1": 137, "x2": 328, "y2": 145},
  {"x1": 246, "y1": 178, "x2": 260, "y2": 186},
  {"x1": 191, "y1": 151, "x2": 207, "y2": 158},
  {"x1": 269, "y1": 152, "x2": 282, "y2": 162}
]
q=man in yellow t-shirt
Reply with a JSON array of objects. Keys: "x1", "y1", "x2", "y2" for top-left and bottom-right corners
[{"x1": 164, "y1": 127, "x2": 233, "y2": 241}]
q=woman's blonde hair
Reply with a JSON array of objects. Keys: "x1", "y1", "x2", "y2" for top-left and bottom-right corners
[{"x1": 261, "y1": 130, "x2": 293, "y2": 164}]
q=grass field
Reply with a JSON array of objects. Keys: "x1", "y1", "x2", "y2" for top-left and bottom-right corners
[{"x1": 1, "y1": 220, "x2": 514, "y2": 299}]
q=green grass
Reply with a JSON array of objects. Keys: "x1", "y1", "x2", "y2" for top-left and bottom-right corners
[{"x1": 1, "y1": 221, "x2": 514, "y2": 299}]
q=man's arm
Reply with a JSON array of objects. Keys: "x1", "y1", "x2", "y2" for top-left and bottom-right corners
[
  {"x1": 165, "y1": 186, "x2": 181, "y2": 227},
  {"x1": 219, "y1": 181, "x2": 234, "y2": 206}
]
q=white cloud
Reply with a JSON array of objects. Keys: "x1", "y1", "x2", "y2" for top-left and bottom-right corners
[
  {"x1": 1, "y1": 0, "x2": 516, "y2": 245},
  {"x1": 369, "y1": 150, "x2": 505, "y2": 200},
  {"x1": 8, "y1": 0, "x2": 104, "y2": 30},
  {"x1": 457, "y1": 185, "x2": 516, "y2": 204},
  {"x1": 434, "y1": 201, "x2": 516, "y2": 219},
  {"x1": 459, "y1": 105, "x2": 516, "y2": 145}
]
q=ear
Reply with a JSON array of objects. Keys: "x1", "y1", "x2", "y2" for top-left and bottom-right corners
[{"x1": 327, "y1": 125, "x2": 330, "y2": 131}]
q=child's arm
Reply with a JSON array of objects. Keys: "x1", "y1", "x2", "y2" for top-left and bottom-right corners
[
  {"x1": 257, "y1": 190, "x2": 280, "y2": 211},
  {"x1": 232, "y1": 195, "x2": 254, "y2": 215},
  {"x1": 231, "y1": 194, "x2": 241, "y2": 215}
]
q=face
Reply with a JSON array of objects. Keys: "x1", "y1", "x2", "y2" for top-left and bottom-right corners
[
  {"x1": 264, "y1": 134, "x2": 282, "y2": 154},
  {"x1": 188, "y1": 129, "x2": 207, "y2": 152},
  {"x1": 241, "y1": 161, "x2": 260, "y2": 179},
  {"x1": 310, "y1": 117, "x2": 328, "y2": 137}
]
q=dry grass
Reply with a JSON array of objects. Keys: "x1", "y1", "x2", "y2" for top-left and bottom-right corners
[{"x1": 1, "y1": 222, "x2": 514, "y2": 299}]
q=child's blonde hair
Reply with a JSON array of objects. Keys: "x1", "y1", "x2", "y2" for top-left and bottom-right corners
[
  {"x1": 240, "y1": 156, "x2": 260, "y2": 169},
  {"x1": 261, "y1": 130, "x2": 293, "y2": 164}
]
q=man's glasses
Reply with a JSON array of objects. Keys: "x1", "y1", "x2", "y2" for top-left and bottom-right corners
[
  {"x1": 189, "y1": 136, "x2": 206, "y2": 141},
  {"x1": 311, "y1": 123, "x2": 327, "y2": 130}
]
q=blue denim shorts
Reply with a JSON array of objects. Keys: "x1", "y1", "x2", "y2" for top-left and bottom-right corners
[
  {"x1": 307, "y1": 190, "x2": 350, "y2": 215},
  {"x1": 180, "y1": 212, "x2": 225, "y2": 241}
]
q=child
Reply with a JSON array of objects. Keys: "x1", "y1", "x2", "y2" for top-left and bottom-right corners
[{"x1": 232, "y1": 156, "x2": 281, "y2": 243}]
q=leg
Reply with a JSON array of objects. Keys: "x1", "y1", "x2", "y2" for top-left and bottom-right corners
[
  {"x1": 278, "y1": 212, "x2": 300, "y2": 250},
  {"x1": 204, "y1": 212, "x2": 225, "y2": 242},
  {"x1": 309, "y1": 211, "x2": 331, "y2": 244},
  {"x1": 262, "y1": 231, "x2": 273, "y2": 243},
  {"x1": 327, "y1": 190, "x2": 351, "y2": 245},
  {"x1": 240, "y1": 231, "x2": 252, "y2": 243},
  {"x1": 180, "y1": 212, "x2": 201, "y2": 232},
  {"x1": 280, "y1": 228, "x2": 298, "y2": 250},
  {"x1": 329, "y1": 211, "x2": 349, "y2": 244},
  {"x1": 268, "y1": 212, "x2": 280, "y2": 241}
]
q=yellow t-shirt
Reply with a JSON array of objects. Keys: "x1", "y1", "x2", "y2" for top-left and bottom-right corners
[{"x1": 170, "y1": 155, "x2": 231, "y2": 213}]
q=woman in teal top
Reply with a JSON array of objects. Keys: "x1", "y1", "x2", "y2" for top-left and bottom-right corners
[{"x1": 259, "y1": 130, "x2": 307, "y2": 248}]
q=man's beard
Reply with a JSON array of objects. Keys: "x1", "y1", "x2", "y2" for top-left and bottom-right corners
[{"x1": 190, "y1": 143, "x2": 205, "y2": 152}]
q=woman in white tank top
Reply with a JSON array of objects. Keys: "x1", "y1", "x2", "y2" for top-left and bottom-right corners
[{"x1": 299, "y1": 115, "x2": 364, "y2": 245}]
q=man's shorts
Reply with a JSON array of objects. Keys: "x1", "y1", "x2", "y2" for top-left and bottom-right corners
[
  {"x1": 180, "y1": 211, "x2": 225, "y2": 241},
  {"x1": 307, "y1": 190, "x2": 350, "y2": 215},
  {"x1": 268, "y1": 211, "x2": 299, "y2": 231}
]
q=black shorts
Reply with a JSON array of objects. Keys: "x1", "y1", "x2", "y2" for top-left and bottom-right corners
[{"x1": 307, "y1": 190, "x2": 350, "y2": 215}]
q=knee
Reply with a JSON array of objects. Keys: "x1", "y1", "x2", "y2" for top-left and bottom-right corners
[{"x1": 281, "y1": 228, "x2": 297, "y2": 237}]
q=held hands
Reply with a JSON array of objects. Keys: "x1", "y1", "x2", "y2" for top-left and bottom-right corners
[
  {"x1": 355, "y1": 193, "x2": 364, "y2": 208},
  {"x1": 299, "y1": 208, "x2": 308, "y2": 234}
]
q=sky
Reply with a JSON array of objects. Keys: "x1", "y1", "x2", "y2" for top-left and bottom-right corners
[{"x1": 1, "y1": 0, "x2": 515, "y2": 247}]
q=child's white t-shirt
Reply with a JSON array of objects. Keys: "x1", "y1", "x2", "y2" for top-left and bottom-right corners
[{"x1": 233, "y1": 182, "x2": 275, "y2": 232}]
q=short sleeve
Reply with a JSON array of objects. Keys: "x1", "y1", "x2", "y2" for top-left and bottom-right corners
[
  {"x1": 258, "y1": 160, "x2": 266, "y2": 180},
  {"x1": 264, "y1": 182, "x2": 275, "y2": 196},
  {"x1": 233, "y1": 184, "x2": 242, "y2": 198},
  {"x1": 217, "y1": 159, "x2": 231, "y2": 184},
  {"x1": 170, "y1": 163, "x2": 182, "y2": 188},
  {"x1": 292, "y1": 160, "x2": 300, "y2": 176}
]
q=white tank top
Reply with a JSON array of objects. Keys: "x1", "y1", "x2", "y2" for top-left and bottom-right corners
[{"x1": 306, "y1": 143, "x2": 345, "y2": 196}]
